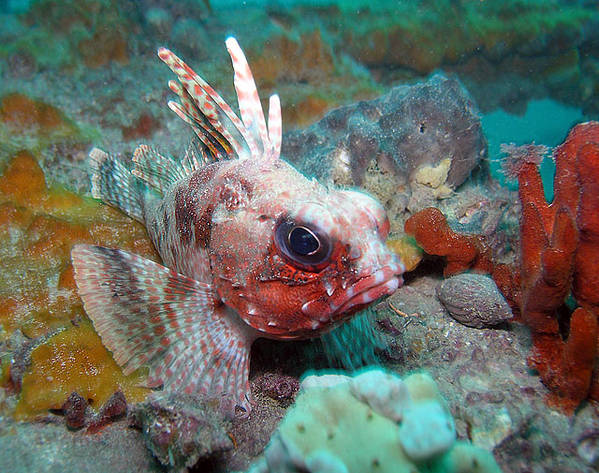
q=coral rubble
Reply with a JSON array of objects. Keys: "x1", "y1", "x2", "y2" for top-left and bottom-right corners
[{"x1": 130, "y1": 393, "x2": 233, "y2": 471}]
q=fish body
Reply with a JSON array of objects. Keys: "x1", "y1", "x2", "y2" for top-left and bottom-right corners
[{"x1": 72, "y1": 38, "x2": 404, "y2": 415}]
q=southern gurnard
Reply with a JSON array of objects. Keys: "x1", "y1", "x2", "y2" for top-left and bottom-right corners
[{"x1": 71, "y1": 38, "x2": 404, "y2": 415}]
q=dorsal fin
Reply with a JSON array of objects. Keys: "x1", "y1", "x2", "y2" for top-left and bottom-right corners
[
  {"x1": 158, "y1": 38, "x2": 282, "y2": 164},
  {"x1": 131, "y1": 145, "x2": 185, "y2": 195}
]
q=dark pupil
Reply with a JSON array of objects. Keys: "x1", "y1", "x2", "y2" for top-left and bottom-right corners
[{"x1": 288, "y1": 227, "x2": 320, "y2": 256}]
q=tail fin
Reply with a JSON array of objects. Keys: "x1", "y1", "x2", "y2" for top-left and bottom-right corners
[{"x1": 89, "y1": 148, "x2": 145, "y2": 222}]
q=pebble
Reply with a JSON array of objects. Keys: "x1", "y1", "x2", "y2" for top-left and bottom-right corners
[{"x1": 437, "y1": 273, "x2": 512, "y2": 328}]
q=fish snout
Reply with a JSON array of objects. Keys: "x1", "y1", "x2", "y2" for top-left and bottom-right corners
[{"x1": 301, "y1": 263, "x2": 404, "y2": 321}]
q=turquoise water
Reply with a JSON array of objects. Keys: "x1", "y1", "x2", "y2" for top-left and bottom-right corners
[{"x1": 483, "y1": 98, "x2": 586, "y2": 201}]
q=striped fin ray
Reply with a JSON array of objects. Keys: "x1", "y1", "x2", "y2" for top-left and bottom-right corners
[
  {"x1": 167, "y1": 80, "x2": 234, "y2": 161},
  {"x1": 158, "y1": 46, "x2": 251, "y2": 161},
  {"x1": 181, "y1": 138, "x2": 210, "y2": 172},
  {"x1": 225, "y1": 37, "x2": 282, "y2": 161},
  {"x1": 71, "y1": 244, "x2": 255, "y2": 416},
  {"x1": 159, "y1": 38, "x2": 283, "y2": 163},
  {"x1": 225, "y1": 37, "x2": 270, "y2": 158},
  {"x1": 267, "y1": 94, "x2": 282, "y2": 160},
  {"x1": 88, "y1": 148, "x2": 144, "y2": 222},
  {"x1": 131, "y1": 145, "x2": 188, "y2": 195}
]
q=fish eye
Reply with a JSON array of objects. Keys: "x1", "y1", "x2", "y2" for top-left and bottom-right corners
[
  {"x1": 288, "y1": 226, "x2": 320, "y2": 255},
  {"x1": 275, "y1": 219, "x2": 332, "y2": 271}
]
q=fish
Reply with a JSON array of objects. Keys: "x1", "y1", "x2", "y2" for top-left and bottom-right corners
[{"x1": 71, "y1": 37, "x2": 404, "y2": 416}]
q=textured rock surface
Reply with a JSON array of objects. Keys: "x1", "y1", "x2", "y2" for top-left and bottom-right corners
[
  {"x1": 0, "y1": 420, "x2": 162, "y2": 473},
  {"x1": 282, "y1": 74, "x2": 487, "y2": 232},
  {"x1": 130, "y1": 393, "x2": 233, "y2": 471},
  {"x1": 283, "y1": 74, "x2": 486, "y2": 189},
  {"x1": 437, "y1": 273, "x2": 513, "y2": 328}
]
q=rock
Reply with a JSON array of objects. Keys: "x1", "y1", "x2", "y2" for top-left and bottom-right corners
[
  {"x1": 129, "y1": 393, "x2": 233, "y2": 471},
  {"x1": 62, "y1": 392, "x2": 90, "y2": 430},
  {"x1": 577, "y1": 430, "x2": 599, "y2": 466},
  {"x1": 0, "y1": 418, "x2": 162, "y2": 473},
  {"x1": 87, "y1": 391, "x2": 128, "y2": 433},
  {"x1": 437, "y1": 273, "x2": 512, "y2": 328},
  {"x1": 254, "y1": 373, "x2": 299, "y2": 406},
  {"x1": 282, "y1": 74, "x2": 486, "y2": 198}
]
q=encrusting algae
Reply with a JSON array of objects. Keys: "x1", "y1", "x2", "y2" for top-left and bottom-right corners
[{"x1": 0, "y1": 150, "x2": 155, "y2": 420}]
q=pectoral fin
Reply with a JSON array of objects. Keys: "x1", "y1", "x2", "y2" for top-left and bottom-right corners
[{"x1": 71, "y1": 244, "x2": 256, "y2": 416}]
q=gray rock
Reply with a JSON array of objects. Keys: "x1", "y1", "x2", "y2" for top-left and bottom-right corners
[
  {"x1": 437, "y1": 273, "x2": 512, "y2": 328},
  {"x1": 0, "y1": 419, "x2": 161, "y2": 473},
  {"x1": 282, "y1": 74, "x2": 487, "y2": 193}
]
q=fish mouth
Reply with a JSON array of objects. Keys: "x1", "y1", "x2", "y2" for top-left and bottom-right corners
[
  {"x1": 333, "y1": 265, "x2": 402, "y2": 315},
  {"x1": 301, "y1": 263, "x2": 404, "y2": 320}
]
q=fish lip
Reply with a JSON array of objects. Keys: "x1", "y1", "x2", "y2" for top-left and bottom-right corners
[
  {"x1": 301, "y1": 263, "x2": 404, "y2": 320},
  {"x1": 332, "y1": 268, "x2": 403, "y2": 316},
  {"x1": 331, "y1": 270, "x2": 403, "y2": 316}
]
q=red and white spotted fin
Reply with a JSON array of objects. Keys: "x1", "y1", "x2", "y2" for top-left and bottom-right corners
[
  {"x1": 159, "y1": 39, "x2": 282, "y2": 164},
  {"x1": 132, "y1": 145, "x2": 189, "y2": 195},
  {"x1": 167, "y1": 80, "x2": 235, "y2": 162},
  {"x1": 225, "y1": 37, "x2": 282, "y2": 162},
  {"x1": 267, "y1": 94, "x2": 282, "y2": 160},
  {"x1": 225, "y1": 37, "x2": 270, "y2": 157},
  {"x1": 71, "y1": 244, "x2": 256, "y2": 416},
  {"x1": 158, "y1": 47, "x2": 251, "y2": 162}
]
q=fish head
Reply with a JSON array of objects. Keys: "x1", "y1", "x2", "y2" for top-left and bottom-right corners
[{"x1": 208, "y1": 161, "x2": 404, "y2": 339}]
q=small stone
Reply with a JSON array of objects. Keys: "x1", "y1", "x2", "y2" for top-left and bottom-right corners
[
  {"x1": 255, "y1": 373, "x2": 299, "y2": 405},
  {"x1": 99, "y1": 390, "x2": 127, "y2": 419},
  {"x1": 437, "y1": 273, "x2": 512, "y2": 328},
  {"x1": 87, "y1": 391, "x2": 127, "y2": 433},
  {"x1": 62, "y1": 392, "x2": 89, "y2": 430},
  {"x1": 130, "y1": 393, "x2": 233, "y2": 470},
  {"x1": 577, "y1": 431, "x2": 599, "y2": 466}
]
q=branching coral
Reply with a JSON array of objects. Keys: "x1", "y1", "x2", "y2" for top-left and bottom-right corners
[
  {"x1": 504, "y1": 122, "x2": 599, "y2": 412},
  {"x1": 405, "y1": 121, "x2": 599, "y2": 413}
]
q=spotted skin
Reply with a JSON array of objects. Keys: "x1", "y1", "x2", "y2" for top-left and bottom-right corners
[{"x1": 72, "y1": 38, "x2": 405, "y2": 417}]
